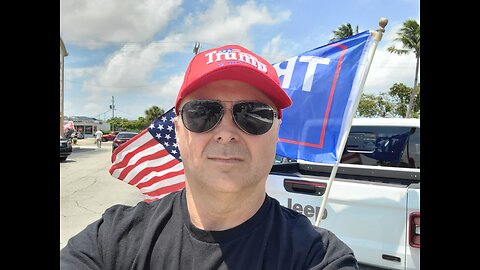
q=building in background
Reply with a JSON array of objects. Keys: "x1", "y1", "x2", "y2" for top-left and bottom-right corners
[
  {"x1": 64, "y1": 116, "x2": 110, "y2": 138},
  {"x1": 60, "y1": 37, "x2": 68, "y2": 136}
]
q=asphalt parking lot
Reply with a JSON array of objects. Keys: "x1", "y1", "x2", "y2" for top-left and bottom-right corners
[{"x1": 60, "y1": 137, "x2": 144, "y2": 249}]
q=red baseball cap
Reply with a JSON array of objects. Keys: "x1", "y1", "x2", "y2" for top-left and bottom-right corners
[{"x1": 175, "y1": 44, "x2": 292, "y2": 118}]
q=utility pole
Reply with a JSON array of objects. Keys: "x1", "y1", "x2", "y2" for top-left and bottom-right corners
[
  {"x1": 193, "y1": 42, "x2": 201, "y2": 55},
  {"x1": 110, "y1": 96, "x2": 115, "y2": 131}
]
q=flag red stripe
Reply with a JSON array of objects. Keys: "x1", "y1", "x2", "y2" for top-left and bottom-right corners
[
  {"x1": 110, "y1": 137, "x2": 159, "y2": 172},
  {"x1": 136, "y1": 169, "x2": 185, "y2": 189},
  {"x1": 128, "y1": 158, "x2": 181, "y2": 186},
  {"x1": 110, "y1": 139, "x2": 159, "y2": 175},
  {"x1": 116, "y1": 149, "x2": 170, "y2": 180},
  {"x1": 319, "y1": 44, "x2": 347, "y2": 148},
  {"x1": 111, "y1": 129, "x2": 148, "y2": 163},
  {"x1": 143, "y1": 182, "x2": 186, "y2": 197}
]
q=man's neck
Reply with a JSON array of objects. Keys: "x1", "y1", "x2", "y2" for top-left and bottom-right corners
[{"x1": 185, "y1": 183, "x2": 266, "y2": 231}]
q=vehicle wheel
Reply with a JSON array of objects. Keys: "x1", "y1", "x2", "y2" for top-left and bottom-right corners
[
  {"x1": 102, "y1": 138, "x2": 107, "y2": 142},
  {"x1": 60, "y1": 157, "x2": 67, "y2": 161}
]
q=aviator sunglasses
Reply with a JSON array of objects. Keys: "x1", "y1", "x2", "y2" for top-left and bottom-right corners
[{"x1": 179, "y1": 100, "x2": 278, "y2": 135}]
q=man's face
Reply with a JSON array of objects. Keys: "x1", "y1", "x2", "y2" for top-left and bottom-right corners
[{"x1": 174, "y1": 80, "x2": 280, "y2": 194}]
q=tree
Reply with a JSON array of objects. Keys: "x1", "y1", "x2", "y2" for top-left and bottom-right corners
[
  {"x1": 387, "y1": 19, "x2": 420, "y2": 118},
  {"x1": 330, "y1": 23, "x2": 359, "y2": 42},
  {"x1": 107, "y1": 117, "x2": 132, "y2": 131},
  {"x1": 356, "y1": 83, "x2": 420, "y2": 118},
  {"x1": 145, "y1": 106, "x2": 165, "y2": 124},
  {"x1": 105, "y1": 105, "x2": 168, "y2": 132},
  {"x1": 357, "y1": 93, "x2": 395, "y2": 118},
  {"x1": 388, "y1": 83, "x2": 420, "y2": 118}
]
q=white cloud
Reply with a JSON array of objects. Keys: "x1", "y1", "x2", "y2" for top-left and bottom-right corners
[
  {"x1": 60, "y1": 0, "x2": 183, "y2": 48},
  {"x1": 260, "y1": 34, "x2": 297, "y2": 63},
  {"x1": 65, "y1": 66, "x2": 100, "y2": 80},
  {"x1": 63, "y1": 100, "x2": 75, "y2": 117},
  {"x1": 122, "y1": 73, "x2": 185, "y2": 116},
  {"x1": 183, "y1": 0, "x2": 290, "y2": 48},
  {"x1": 150, "y1": 73, "x2": 185, "y2": 99},
  {"x1": 64, "y1": 1, "x2": 409, "y2": 119},
  {"x1": 72, "y1": 0, "x2": 290, "y2": 95},
  {"x1": 83, "y1": 102, "x2": 105, "y2": 116},
  {"x1": 363, "y1": 21, "x2": 419, "y2": 94},
  {"x1": 364, "y1": 47, "x2": 417, "y2": 94},
  {"x1": 81, "y1": 40, "x2": 186, "y2": 96},
  {"x1": 70, "y1": 0, "x2": 292, "y2": 112}
]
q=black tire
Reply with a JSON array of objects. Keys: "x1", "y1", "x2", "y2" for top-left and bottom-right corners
[
  {"x1": 60, "y1": 156, "x2": 67, "y2": 161},
  {"x1": 102, "y1": 138, "x2": 107, "y2": 142}
]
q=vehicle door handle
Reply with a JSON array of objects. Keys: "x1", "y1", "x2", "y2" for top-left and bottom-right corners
[{"x1": 283, "y1": 179, "x2": 326, "y2": 196}]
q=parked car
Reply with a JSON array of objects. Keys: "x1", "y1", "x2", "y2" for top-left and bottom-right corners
[
  {"x1": 112, "y1": 132, "x2": 139, "y2": 153},
  {"x1": 102, "y1": 131, "x2": 119, "y2": 142},
  {"x1": 60, "y1": 136, "x2": 73, "y2": 161}
]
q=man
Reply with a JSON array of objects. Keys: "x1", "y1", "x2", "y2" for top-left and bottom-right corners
[
  {"x1": 95, "y1": 129, "x2": 103, "y2": 148},
  {"x1": 60, "y1": 44, "x2": 359, "y2": 269}
]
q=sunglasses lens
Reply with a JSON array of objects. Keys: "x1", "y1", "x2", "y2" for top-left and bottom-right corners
[
  {"x1": 232, "y1": 102, "x2": 275, "y2": 135},
  {"x1": 181, "y1": 101, "x2": 223, "y2": 133}
]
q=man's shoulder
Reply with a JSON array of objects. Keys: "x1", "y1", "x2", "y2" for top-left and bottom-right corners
[{"x1": 102, "y1": 190, "x2": 181, "y2": 224}]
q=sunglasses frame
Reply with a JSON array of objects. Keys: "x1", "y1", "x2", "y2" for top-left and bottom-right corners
[{"x1": 179, "y1": 99, "x2": 278, "y2": 135}]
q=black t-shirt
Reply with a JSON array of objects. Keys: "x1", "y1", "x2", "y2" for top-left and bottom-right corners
[{"x1": 60, "y1": 189, "x2": 358, "y2": 269}]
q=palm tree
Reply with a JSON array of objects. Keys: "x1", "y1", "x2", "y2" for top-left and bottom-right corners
[
  {"x1": 145, "y1": 106, "x2": 165, "y2": 124},
  {"x1": 330, "y1": 23, "x2": 359, "y2": 42},
  {"x1": 387, "y1": 19, "x2": 420, "y2": 118}
]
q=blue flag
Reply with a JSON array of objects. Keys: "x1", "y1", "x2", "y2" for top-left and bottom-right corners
[{"x1": 274, "y1": 31, "x2": 374, "y2": 163}]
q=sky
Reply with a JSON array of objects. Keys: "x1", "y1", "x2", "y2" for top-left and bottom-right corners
[{"x1": 60, "y1": 0, "x2": 420, "y2": 121}]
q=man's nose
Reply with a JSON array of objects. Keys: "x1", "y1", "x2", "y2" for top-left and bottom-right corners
[{"x1": 214, "y1": 109, "x2": 240, "y2": 143}]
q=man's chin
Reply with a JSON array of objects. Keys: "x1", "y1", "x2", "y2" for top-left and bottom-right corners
[{"x1": 201, "y1": 174, "x2": 254, "y2": 193}]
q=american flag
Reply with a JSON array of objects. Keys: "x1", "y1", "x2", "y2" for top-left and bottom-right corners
[{"x1": 109, "y1": 107, "x2": 185, "y2": 202}]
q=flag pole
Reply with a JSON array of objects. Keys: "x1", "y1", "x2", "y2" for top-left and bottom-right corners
[{"x1": 315, "y1": 17, "x2": 388, "y2": 227}]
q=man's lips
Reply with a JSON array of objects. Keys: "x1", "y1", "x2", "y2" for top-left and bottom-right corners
[{"x1": 208, "y1": 157, "x2": 243, "y2": 163}]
